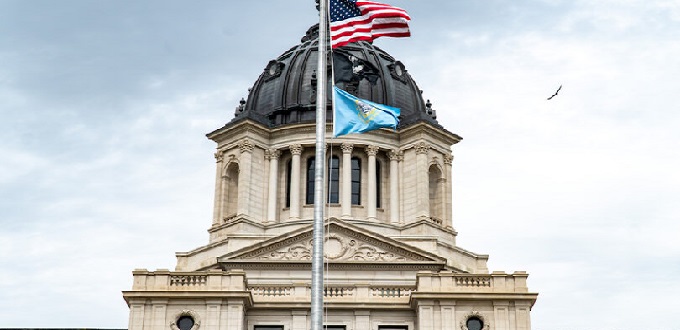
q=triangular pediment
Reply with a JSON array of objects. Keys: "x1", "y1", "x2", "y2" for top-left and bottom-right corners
[{"x1": 217, "y1": 219, "x2": 446, "y2": 270}]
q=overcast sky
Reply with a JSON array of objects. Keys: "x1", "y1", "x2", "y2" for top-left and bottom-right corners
[{"x1": 1, "y1": 1, "x2": 679, "y2": 329}]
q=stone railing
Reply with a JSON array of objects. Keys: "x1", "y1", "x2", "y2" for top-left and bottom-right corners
[
  {"x1": 130, "y1": 269, "x2": 246, "y2": 291},
  {"x1": 246, "y1": 284, "x2": 415, "y2": 303},
  {"x1": 415, "y1": 271, "x2": 530, "y2": 293}
]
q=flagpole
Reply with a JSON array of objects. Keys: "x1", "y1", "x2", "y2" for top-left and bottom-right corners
[{"x1": 311, "y1": 1, "x2": 328, "y2": 330}]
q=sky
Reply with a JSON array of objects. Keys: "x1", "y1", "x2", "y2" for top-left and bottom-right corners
[{"x1": 1, "y1": 0, "x2": 679, "y2": 329}]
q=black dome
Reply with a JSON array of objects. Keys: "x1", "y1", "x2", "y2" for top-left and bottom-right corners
[{"x1": 230, "y1": 25, "x2": 439, "y2": 129}]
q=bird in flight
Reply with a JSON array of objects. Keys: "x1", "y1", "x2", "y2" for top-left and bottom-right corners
[{"x1": 547, "y1": 85, "x2": 562, "y2": 100}]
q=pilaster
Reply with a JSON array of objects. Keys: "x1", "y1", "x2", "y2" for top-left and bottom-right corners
[
  {"x1": 266, "y1": 149, "x2": 281, "y2": 223},
  {"x1": 415, "y1": 142, "x2": 430, "y2": 220},
  {"x1": 341, "y1": 143, "x2": 354, "y2": 219},
  {"x1": 389, "y1": 149, "x2": 401, "y2": 224},
  {"x1": 289, "y1": 144, "x2": 303, "y2": 220},
  {"x1": 366, "y1": 145, "x2": 379, "y2": 220}
]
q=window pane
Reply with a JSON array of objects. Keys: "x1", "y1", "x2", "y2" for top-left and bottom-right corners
[
  {"x1": 351, "y1": 157, "x2": 361, "y2": 205},
  {"x1": 328, "y1": 156, "x2": 339, "y2": 203},
  {"x1": 306, "y1": 158, "x2": 315, "y2": 204}
]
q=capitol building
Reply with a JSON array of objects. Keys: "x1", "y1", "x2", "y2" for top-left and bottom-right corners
[{"x1": 122, "y1": 21, "x2": 538, "y2": 330}]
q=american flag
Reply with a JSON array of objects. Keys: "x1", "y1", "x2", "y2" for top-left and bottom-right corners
[{"x1": 330, "y1": 0, "x2": 411, "y2": 49}]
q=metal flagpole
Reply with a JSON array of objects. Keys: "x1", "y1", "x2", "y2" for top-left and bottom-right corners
[{"x1": 311, "y1": 0, "x2": 328, "y2": 330}]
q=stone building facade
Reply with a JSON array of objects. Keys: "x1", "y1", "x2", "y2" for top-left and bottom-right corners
[{"x1": 123, "y1": 24, "x2": 537, "y2": 330}]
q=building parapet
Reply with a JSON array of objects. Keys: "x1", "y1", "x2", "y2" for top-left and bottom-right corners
[
  {"x1": 415, "y1": 270, "x2": 530, "y2": 293},
  {"x1": 130, "y1": 269, "x2": 247, "y2": 291}
]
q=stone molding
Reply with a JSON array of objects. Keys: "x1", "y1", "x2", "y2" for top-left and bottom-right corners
[
  {"x1": 459, "y1": 310, "x2": 490, "y2": 330},
  {"x1": 414, "y1": 142, "x2": 430, "y2": 154},
  {"x1": 169, "y1": 309, "x2": 202, "y2": 330},
  {"x1": 239, "y1": 139, "x2": 254, "y2": 153}
]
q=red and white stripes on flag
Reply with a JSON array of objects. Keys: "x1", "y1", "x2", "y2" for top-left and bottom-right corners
[{"x1": 330, "y1": 0, "x2": 411, "y2": 49}]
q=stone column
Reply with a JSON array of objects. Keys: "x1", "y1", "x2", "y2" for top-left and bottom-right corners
[
  {"x1": 366, "y1": 145, "x2": 379, "y2": 220},
  {"x1": 388, "y1": 149, "x2": 401, "y2": 224},
  {"x1": 266, "y1": 149, "x2": 281, "y2": 223},
  {"x1": 212, "y1": 150, "x2": 225, "y2": 225},
  {"x1": 443, "y1": 154, "x2": 454, "y2": 229},
  {"x1": 238, "y1": 139, "x2": 254, "y2": 216},
  {"x1": 341, "y1": 143, "x2": 354, "y2": 219},
  {"x1": 415, "y1": 142, "x2": 430, "y2": 220},
  {"x1": 289, "y1": 144, "x2": 303, "y2": 220}
]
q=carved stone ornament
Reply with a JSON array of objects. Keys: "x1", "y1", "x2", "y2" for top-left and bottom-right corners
[
  {"x1": 169, "y1": 309, "x2": 201, "y2": 330},
  {"x1": 341, "y1": 142, "x2": 354, "y2": 154},
  {"x1": 289, "y1": 144, "x2": 303, "y2": 155},
  {"x1": 388, "y1": 61, "x2": 408, "y2": 83},
  {"x1": 265, "y1": 149, "x2": 281, "y2": 160},
  {"x1": 263, "y1": 60, "x2": 285, "y2": 81},
  {"x1": 256, "y1": 232, "x2": 408, "y2": 262},
  {"x1": 444, "y1": 154, "x2": 454, "y2": 165},
  {"x1": 365, "y1": 145, "x2": 379, "y2": 156},
  {"x1": 247, "y1": 228, "x2": 425, "y2": 262},
  {"x1": 414, "y1": 142, "x2": 430, "y2": 154},
  {"x1": 389, "y1": 149, "x2": 404, "y2": 161},
  {"x1": 239, "y1": 139, "x2": 254, "y2": 153},
  {"x1": 459, "y1": 311, "x2": 490, "y2": 330},
  {"x1": 214, "y1": 150, "x2": 225, "y2": 163}
]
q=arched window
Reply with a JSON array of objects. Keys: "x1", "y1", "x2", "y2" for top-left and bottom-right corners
[
  {"x1": 428, "y1": 164, "x2": 443, "y2": 222},
  {"x1": 376, "y1": 160, "x2": 382, "y2": 208},
  {"x1": 306, "y1": 156, "x2": 341, "y2": 204},
  {"x1": 285, "y1": 159, "x2": 292, "y2": 207},
  {"x1": 351, "y1": 157, "x2": 361, "y2": 205},
  {"x1": 306, "y1": 157, "x2": 315, "y2": 204},
  {"x1": 223, "y1": 162, "x2": 239, "y2": 218},
  {"x1": 328, "y1": 156, "x2": 340, "y2": 203}
]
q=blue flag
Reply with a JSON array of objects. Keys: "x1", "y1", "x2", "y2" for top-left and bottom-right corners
[{"x1": 333, "y1": 86, "x2": 400, "y2": 137}]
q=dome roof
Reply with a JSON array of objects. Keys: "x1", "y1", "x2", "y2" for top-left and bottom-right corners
[{"x1": 229, "y1": 24, "x2": 439, "y2": 129}]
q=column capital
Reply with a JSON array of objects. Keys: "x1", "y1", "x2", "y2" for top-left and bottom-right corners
[
  {"x1": 414, "y1": 142, "x2": 430, "y2": 154},
  {"x1": 265, "y1": 148, "x2": 282, "y2": 160},
  {"x1": 289, "y1": 144, "x2": 303, "y2": 155},
  {"x1": 444, "y1": 154, "x2": 454, "y2": 165},
  {"x1": 365, "y1": 145, "x2": 379, "y2": 156},
  {"x1": 239, "y1": 139, "x2": 254, "y2": 153},
  {"x1": 341, "y1": 142, "x2": 354, "y2": 154},
  {"x1": 389, "y1": 149, "x2": 404, "y2": 161},
  {"x1": 214, "y1": 150, "x2": 225, "y2": 163}
]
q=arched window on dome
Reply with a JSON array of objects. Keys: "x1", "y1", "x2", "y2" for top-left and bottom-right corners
[
  {"x1": 428, "y1": 164, "x2": 443, "y2": 224},
  {"x1": 351, "y1": 157, "x2": 361, "y2": 205}
]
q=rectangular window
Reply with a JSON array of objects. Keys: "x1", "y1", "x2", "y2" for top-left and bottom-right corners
[
  {"x1": 255, "y1": 326, "x2": 284, "y2": 330},
  {"x1": 325, "y1": 326, "x2": 346, "y2": 330},
  {"x1": 328, "y1": 156, "x2": 340, "y2": 203},
  {"x1": 379, "y1": 326, "x2": 407, "y2": 330}
]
